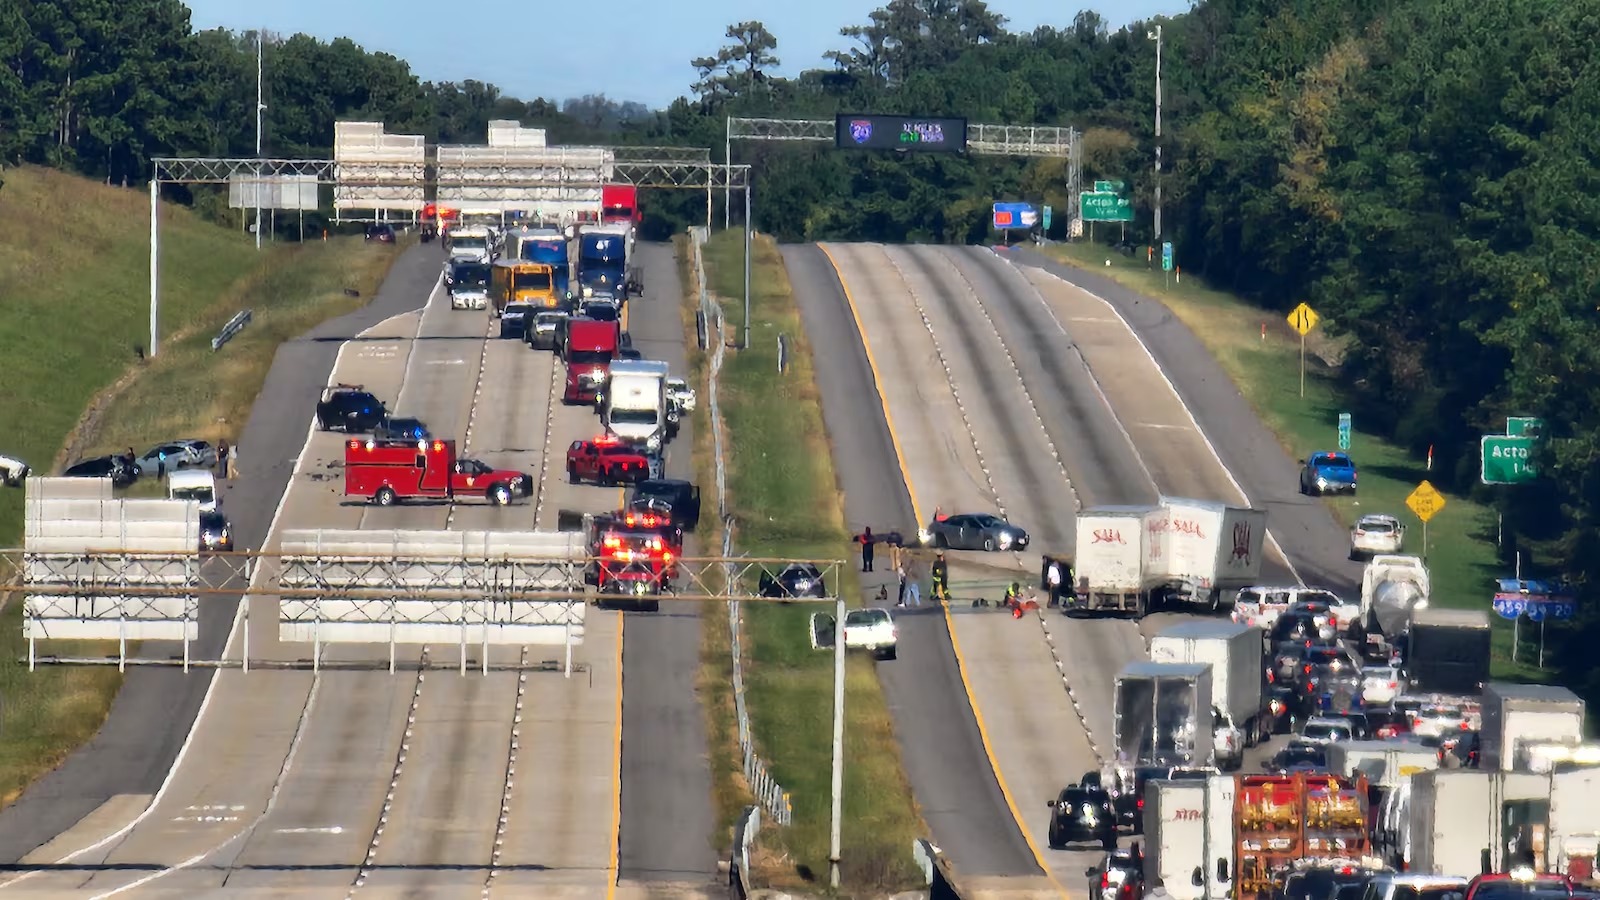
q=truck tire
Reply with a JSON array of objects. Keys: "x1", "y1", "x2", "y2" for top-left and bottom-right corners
[
  {"x1": 374, "y1": 487, "x2": 397, "y2": 506},
  {"x1": 489, "y1": 484, "x2": 513, "y2": 507}
]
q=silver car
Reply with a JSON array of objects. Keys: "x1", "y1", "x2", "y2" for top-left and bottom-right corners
[
  {"x1": 1350, "y1": 514, "x2": 1404, "y2": 559},
  {"x1": 134, "y1": 440, "x2": 216, "y2": 476}
]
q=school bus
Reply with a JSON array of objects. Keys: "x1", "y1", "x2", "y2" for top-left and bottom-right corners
[{"x1": 490, "y1": 259, "x2": 559, "y2": 314}]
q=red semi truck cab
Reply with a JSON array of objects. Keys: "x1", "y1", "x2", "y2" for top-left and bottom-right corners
[
  {"x1": 601, "y1": 185, "x2": 640, "y2": 226},
  {"x1": 561, "y1": 317, "x2": 621, "y2": 404},
  {"x1": 344, "y1": 438, "x2": 532, "y2": 507}
]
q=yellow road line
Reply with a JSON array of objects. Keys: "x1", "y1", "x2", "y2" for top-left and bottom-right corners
[
  {"x1": 606, "y1": 609, "x2": 625, "y2": 899},
  {"x1": 817, "y1": 242, "x2": 1069, "y2": 897}
]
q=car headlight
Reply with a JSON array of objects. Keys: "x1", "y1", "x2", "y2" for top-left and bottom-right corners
[
  {"x1": 917, "y1": 528, "x2": 932, "y2": 544},
  {"x1": 998, "y1": 532, "x2": 1014, "y2": 548},
  {"x1": 646, "y1": 434, "x2": 661, "y2": 450}
]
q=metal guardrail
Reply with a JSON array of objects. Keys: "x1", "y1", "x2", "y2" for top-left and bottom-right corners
[
  {"x1": 211, "y1": 309, "x2": 253, "y2": 351},
  {"x1": 692, "y1": 228, "x2": 792, "y2": 829}
]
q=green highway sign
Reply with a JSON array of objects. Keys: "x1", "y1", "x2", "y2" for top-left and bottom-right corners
[
  {"x1": 1093, "y1": 180, "x2": 1126, "y2": 193},
  {"x1": 1042, "y1": 205, "x2": 1053, "y2": 230},
  {"x1": 1161, "y1": 242, "x2": 1174, "y2": 272},
  {"x1": 1080, "y1": 191, "x2": 1133, "y2": 223},
  {"x1": 1507, "y1": 417, "x2": 1544, "y2": 437},
  {"x1": 1338, "y1": 412, "x2": 1352, "y2": 451},
  {"x1": 1481, "y1": 435, "x2": 1537, "y2": 485}
]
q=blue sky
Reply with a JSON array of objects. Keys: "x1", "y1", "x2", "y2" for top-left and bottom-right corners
[{"x1": 183, "y1": 0, "x2": 1188, "y2": 110}]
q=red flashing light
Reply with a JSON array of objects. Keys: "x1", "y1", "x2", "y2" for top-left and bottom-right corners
[
  {"x1": 663, "y1": 550, "x2": 674, "y2": 562},
  {"x1": 1136, "y1": 796, "x2": 1144, "y2": 809},
  {"x1": 432, "y1": 441, "x2": 445, "y2": 452},
  {"x1": 603, "y1": 537, "x2": 622, "y2": 550},
  {"x1": 593, "y1": 434, "x2": 621, "y2": 445},
  {"x1": 1326, "y1": 452, "x2": 1338, "y2": 459},
  {"x1": 348, "y1": 440, "x2": 362, "y2": 450},
  {"x1": 1101, "y1": 874, "x2": 1110, "y2": 890}
]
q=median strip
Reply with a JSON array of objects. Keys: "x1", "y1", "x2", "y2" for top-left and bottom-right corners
[{"x1": 686, "y1": 230, "x2": 924, "y2": 890}]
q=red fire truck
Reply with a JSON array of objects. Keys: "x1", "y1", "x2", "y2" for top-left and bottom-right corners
[
  {"x1": 419, "y1": 204, "x2": 460, "y2": 242},
  {"x1": 586, "y1": 509, "x2": 679, "y2": 607},
  {"x1": 344, "y1": 438, "x2": 532, "y2": 507},
  {"x1": 560, "y1": 316, "x2": 621, "y2": 405}
]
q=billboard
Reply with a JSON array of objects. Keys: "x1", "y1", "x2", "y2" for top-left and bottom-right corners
[{"x1": 835, "y1": 114, "x2": 968, "y2": 153}]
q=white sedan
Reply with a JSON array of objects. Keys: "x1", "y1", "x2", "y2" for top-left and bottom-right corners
[
  {"x1": 843, "y1": 608, "x2": 897, "y2": 660},
  {"x1": 1351, "y1": 514, "x2": 1405, "y2": 560},
  {"x1": 667, "y1": 377, "x2": 697, "y2": 413},
  {"x1": 0, "y1": 452, "x2": 29, "y2": 487},
  {"x1": 1361, "y1": 665, "x2": 1407, "y2": 705}
]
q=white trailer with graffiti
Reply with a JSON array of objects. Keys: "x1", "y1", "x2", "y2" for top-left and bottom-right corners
[{"x1": 1143, "y1": 497, "x2": 1266, "y2": 613}]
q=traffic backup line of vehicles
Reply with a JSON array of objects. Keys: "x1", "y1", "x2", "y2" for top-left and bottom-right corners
[
  {"x1": 335, "y1": 197, "x2": 706, "y2": 610},
  {"x1": 1071, "y1": 550, "x2": 1600, "y2": 900}
]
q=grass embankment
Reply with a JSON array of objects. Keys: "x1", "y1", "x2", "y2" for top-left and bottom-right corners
[
  {"x1": 0, "y1": 165, "x2": 404, "y2": 806},
  {"x1": 1041, "y1": 240, "x2": 1541, "y2": 680},
  {"x1": 693, "y1": 229, "x2": 924, "y2": 891}
]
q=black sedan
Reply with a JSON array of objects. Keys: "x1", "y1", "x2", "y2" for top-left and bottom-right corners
[
  {"x1": 1266, "y1": 684, "x2": 1311, "y2": 735},
  {"x1": 920, "y1": 513, "x2": 1029, "y2": 552},
  {"x1": 63, "y1": 454, "x2": 138, "y2": 487},
  {"x1": 759, "y1": 563, "x2": 827, "y2": 599},
  {"x1": 1047, "y1": 786, "x2": 1117, "y2": 850},
  {"x1": 1268, "y1": 741, "x2": 1328, "y2": 772}
]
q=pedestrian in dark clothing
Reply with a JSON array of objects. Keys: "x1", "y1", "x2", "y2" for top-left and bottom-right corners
[
  {"x1": 216, "y1": 439, "x2": 230, "y2": 478},
  {"x1": 860, "y1": 527, "x2": 875, "y2": 572},
  {"x1": 895, "y1": 561, "x2": 908, "y2": 606},
  {"x1": 156, "y1": 450, "x2": 167, "y2": 480}
]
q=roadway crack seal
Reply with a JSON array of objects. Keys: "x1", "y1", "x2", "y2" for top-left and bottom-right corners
[
  {"x1": 446, "y1": 317, "x2": 497, "y2": 529},
  {"x1": 347, "y1": 645, "x2": 430, "y2": 898},
  {"x1": 483, "y1": 645, "x2": 530, "y2": 898},
  {"x1": 530, "y1": 348, "x2": 560, "y2": 525}
]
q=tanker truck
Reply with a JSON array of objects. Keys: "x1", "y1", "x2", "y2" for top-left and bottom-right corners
[{"x1": 1352, "y1": 554, "x2": 1430, "y2": 663}]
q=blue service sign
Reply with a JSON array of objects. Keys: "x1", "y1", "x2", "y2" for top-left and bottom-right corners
[
  {"x1": 1492, "y1": 593, "x2": 1577, "y2": 621},
  {"x1": 993, "y1": 202, "x2": 1037, "y2": 230}
]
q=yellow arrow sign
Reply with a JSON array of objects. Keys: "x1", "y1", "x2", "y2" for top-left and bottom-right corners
[
  {"x1": 1406, "y1": 480, "x2": 1446, "y2": 523},
  {"x1": 1288, "y1": 302, "x2": 1320, "y2": 337}
]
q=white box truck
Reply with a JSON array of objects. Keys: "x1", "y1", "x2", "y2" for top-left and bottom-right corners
[
  {"x1": 1405, "y1": 769, "x2": 1551, "y2": 876},
  {"x1": 1547, "y1": 767, "x2": 1600, "y2": 880},
  {"x1": 1113, "y1": 661, "x2": 1216, "y2": 768},
  {"x1": 1323, "y1": 740, "x2": 1438, "y2": 790},
  {"x1": 602, "y1": 360, "x2": 669, "y2": 450},
  {"x1": 1479, "y1": 682, "x2": 1586, "y2": 772},
  {"x1": 1149, "y1": 620, "x2": 1266, "y2": 771},
  {"x1": 1144, "y1": 497, "x2": 1266, "y2": 612},
  {"x1": 1073, "y1": 505, "x2": 1152, "y2": 615},
  {"x1": 1144, "y1": 776, "x2": 1237, "y2": 900}
]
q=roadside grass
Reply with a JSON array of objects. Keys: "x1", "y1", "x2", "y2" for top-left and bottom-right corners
[
  {"x1": 701, "y1": 228, "x2": 925, "y2": 891},
  {"x1": 0, "y1": 165, "x2": 258, "y2": 544},
  {"x1": 77, "y1": 236, "x2": 403, "y2": 460},
  {"x1": 673, "y1": 234, "x2": 749, "y2": 852},
  {"x1": 1041, "y1": 240, "x2": 1543, "y2": 681},
  {"x1": 0, "y1": 165, "x2": 404, "y2": 808}
]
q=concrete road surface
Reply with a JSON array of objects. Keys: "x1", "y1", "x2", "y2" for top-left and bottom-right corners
[
  {"x1": 0, "y1": 243, "x2": 716, "y2": 898},
  {"x1": 797, "y1": 241, "x2": 1367, "y2": 898}
]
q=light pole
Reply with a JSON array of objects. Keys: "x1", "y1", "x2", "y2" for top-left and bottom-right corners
[
  {"x1": 255, "y1": 28, "x2": 266, "y2": 249},
  {"x1": 1148, "y1": 24, "x2": 1163, "y2": 243}
]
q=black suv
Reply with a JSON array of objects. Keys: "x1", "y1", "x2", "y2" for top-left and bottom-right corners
[
  {"x1": 759, "y1": 563, "x2": 827, "y2": 599},
  {"x1": 627, "y1": 479, "x2": 701, "y2": 530},
  {"x1": 62, "y1": 454, "x2": 138, "y2": 487},
  {"x1": 317, "y1": 388, "x2": 386, "y2": 432},
  {"x1": 373, "y1": 416, "x2": 430, "y2": 442},
  {"x1": 1047, "y1": 785, "x2": 1117, "y2": 850}
]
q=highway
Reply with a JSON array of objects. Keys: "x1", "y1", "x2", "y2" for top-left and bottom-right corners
[
  {"x1": 0, "y1": 242, "x2": 715, "y2": 898},
  {"x1": 794, "y1": 240, "x2": 1352, "y2": 897}
]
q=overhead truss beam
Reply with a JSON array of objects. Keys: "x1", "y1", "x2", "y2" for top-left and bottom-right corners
[
  {"x1": 726, "y1": 116, "x2": 1078, "y2": 158},
  {"x1": 153, "y1": 154, "x2": 749, "y2": 190}
]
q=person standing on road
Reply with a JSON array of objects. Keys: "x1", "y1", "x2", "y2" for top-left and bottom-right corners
[
  {"x1": 930, "y1": 551, "x2": 949, "y2": 603},
  {"x1": 860, "y1": 526, "x2": 875, "y2": 573},
  {"x1": 228, "y1": 441, "x2": 240, "y2": 480},
  {"x1": 156, "y1": 450, "x2": 167, "y2": 480},
  {"x1": 1046, "y1": 558, "x2": 1064, "y2": 607},
  {"x1": 904, "y1": 558, "x2": 922, "y2": 607},
  {"x1": 216, "y1": 439, "x2": 230, "y2": 479},
  {"x1": 895, "y1": 560, "x2": 908, "y2": 607}
]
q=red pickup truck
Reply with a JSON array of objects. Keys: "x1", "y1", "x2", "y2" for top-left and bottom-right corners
[{"x1": 566, "y1": 436, "x2": 652, "y2": 486}]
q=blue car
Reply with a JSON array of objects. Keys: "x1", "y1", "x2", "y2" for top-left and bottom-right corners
[{"x1": 1300, "y1": 451, "x2": 1358, "y2": 495}]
